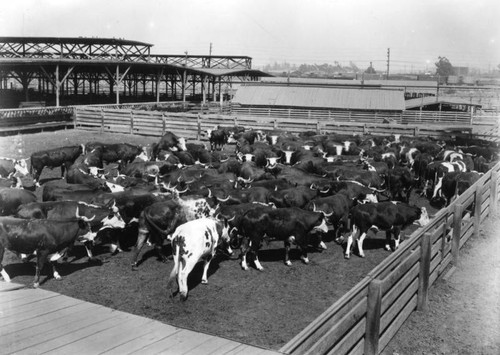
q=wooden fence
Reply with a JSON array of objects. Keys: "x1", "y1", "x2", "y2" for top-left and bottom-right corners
[
  {"x1": 280, "y1": 162, "x2": 500, "y2": 355},
  {"x1": 74, "y1": 106, "x2": 489, "y2": 142}
]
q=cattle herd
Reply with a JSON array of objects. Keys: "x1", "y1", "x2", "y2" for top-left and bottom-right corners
[{"x1": 0, "y1": 126, "x2": 498, "y2": 300}]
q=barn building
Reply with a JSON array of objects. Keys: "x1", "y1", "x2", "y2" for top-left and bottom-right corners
[{"x1": 231, "y1": 84, "x2": 406, "y2": 114}]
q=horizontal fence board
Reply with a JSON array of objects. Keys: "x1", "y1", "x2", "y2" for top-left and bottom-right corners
[
  {"x1": 378, "y1": 295, "x2": 418, "y2": 350},
  {"x1": 380, "y1": 275, "x2": 419, "y2": 333},
  {"x1": 326, "y1": 319, "x2": 366, "y2": 355}
]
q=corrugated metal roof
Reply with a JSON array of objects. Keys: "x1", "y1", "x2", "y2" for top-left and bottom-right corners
[
  {"x1": 405, "y1": 96, "x2": 483, "y2": 109},
  {"x1": 232, "y1": 85, "x2": 405, "y2": 111},
  {"x1": 189, "y1": 68, "x2": 272, "y2": 77},
  {"x1": 260, "y1": 77, "x2": 438, "y2": 88}
]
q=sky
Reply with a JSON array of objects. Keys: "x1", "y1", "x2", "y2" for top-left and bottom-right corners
[{"x1": 1, "y1": 0, "x2": 499, "y2": 73}]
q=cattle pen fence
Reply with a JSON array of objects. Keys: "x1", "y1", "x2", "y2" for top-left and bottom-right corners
[
  {"x1": 70, "y1": 105, "x2": 500, "y2": 354},
  {"x1": 72, "y1": 106, "x2": 499, "y2": 143},
  {"x1": 279, "y1": 161, "x2": 500, "y2": 355}
]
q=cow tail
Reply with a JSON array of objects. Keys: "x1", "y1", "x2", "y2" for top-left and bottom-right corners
[
  {"x1": 167, "y1": 233, "x2": 180, "y2": 298},
  {"x1": 143, "y1": 209, "x2": 176, "y2": 237}
]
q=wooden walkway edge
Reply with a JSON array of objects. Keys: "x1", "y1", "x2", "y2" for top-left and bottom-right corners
[{"x1": 0, "y1": 282, "x2": 283, "y2": 355}]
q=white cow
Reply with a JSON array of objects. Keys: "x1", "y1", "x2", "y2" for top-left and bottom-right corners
[{"x1": 167, "y1": 218, "x2": 232, "y2": 301}]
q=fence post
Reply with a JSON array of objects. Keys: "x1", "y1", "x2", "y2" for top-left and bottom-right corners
[
  {"x1": 162, "y1": 113, "x2": 166, "y2": 134},
  {"x1": 274, "y1": 118, "x2": 278, "y2": 129},
  {"x1": 417, "y1": 232, "x2": 432, "y2": 311},
  {"x1": 364, "y1": 279, "x2": 383, "y2": 355},
  {"x1": 197, "y1": 114, "x2": 201, "y2": 140},
  {"x1": 490, "y1": 171, "x2": 498, "y2": 216},
  {"x1": 316, "y1": 120, "x2": 320, "y2": 134},
  {"x1": 100, "y1": 108, "x2": 104, "y2": 133},
  {"x1": 474, "y1": 185, "x2": 484, "y2": 238},
  {"x1": 452, "y1": 203, "x2": 463, "y2": 266},
  {"x1": 72, "y1": 108, "x2": 77, "y2": 129},
  {"x1": 129, "y1": 109, "x2": 134, "y2": 134}
]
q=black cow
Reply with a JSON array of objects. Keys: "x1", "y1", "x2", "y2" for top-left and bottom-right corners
[
  {"x1": 267, "y1": 185, "x2": 318, "y2": 208},
  {"x1": 239, "y1": 207, "x2": 328, "y2": 270},
  {"x1": 430, "y1": 171, "x2": 481, "y2": 209},
  {"x1": 385, "y1": 166, "x2": 414, "y2": 202},
  {"x1": 30, "y1": 145, "x2": 84, "y2": 183},
  {"x1": 131, "y1": 195, "x2": 216, "y2": 269},
  {"x1": 16, "y1": 200, "x2": 126, "y2": 259},
  {"x1": 0, "y1": 208, "x2": 96, "y2": 287},
  {"x1": 0, "y1": 187, "x2": 37, "y2": 216},
  {"x1": 305, "y1": 192, "x2": 355, "y2": 242},
  {"x1": 345, "y1": 202, "x2": 430, "y2": 259},
  {"x1": 85, "y1": 142, "x2": 147, "y2": 168},
  {"x1": 41, "y1": 180, "x2": 111, "y2": 202},
  {"x1": 207, "y1": 128, "x2": 229, "y2": 151}
]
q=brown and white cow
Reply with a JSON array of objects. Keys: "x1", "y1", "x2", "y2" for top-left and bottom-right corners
[{"x1": 167, "y1": 218, "x2": 231, "y2": 301}]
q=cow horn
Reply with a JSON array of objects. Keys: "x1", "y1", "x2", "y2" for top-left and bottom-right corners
[
  {"x1": 207, "y1": 188, "x2": 212, "y2": 198},
  {"x1": 227, "y1": 215, "x2": 236, "y2": 222},
  {"x1": 216, "y1": 195, "x2": 230, "y2": 202},
  {"x1": 75, "y1": 207, "x2": 95, "y2": 222},
  {"x1": 322, "y1": 210, "x2": 333, "y2": 217},
  {"x1": 312, "y1": 202, "x2": 317, "y2": 212}
]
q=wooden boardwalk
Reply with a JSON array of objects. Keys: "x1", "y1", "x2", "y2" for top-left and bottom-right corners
[{"x1": 0, "y1": 282, "x2": 283, "y2": 355}]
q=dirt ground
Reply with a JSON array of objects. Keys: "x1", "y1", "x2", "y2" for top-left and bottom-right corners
[
  {"x1": 1, "y1": 130, "x2": 498, "y2": 352},
  {"x1": 383, "y1": 212, "x2": 500, "y2": 355}
]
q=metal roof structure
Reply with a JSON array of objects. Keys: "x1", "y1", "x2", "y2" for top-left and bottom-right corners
[
  {"x1": 232, "y1": 84, "x2": 406, "y2": 111},
  {"x1": 405, "y1": 96, "x2": 483, "y2": 109},
  {"x1": 0, "y1": 36, "x2": 270, "y2": 107}
]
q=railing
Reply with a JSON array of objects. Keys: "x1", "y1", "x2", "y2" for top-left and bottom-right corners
[
  {"x1": 230, "y1": 105, "x2": 497, "y2": 126},
  {"x1": 280, "y1": 162, "x2": 500, "y2": 355},
  {"x1": 74, "y1": 107, "x2": 478, "y2": 141}
]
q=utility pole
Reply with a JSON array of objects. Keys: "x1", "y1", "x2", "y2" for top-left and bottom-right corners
[{"x1": 386, "y1": 48, "x2": 390, "y2": 80}]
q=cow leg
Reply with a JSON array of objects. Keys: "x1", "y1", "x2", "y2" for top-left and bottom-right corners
[
  {"x1": 356, "y1": 232, "x2": 367, "y2": 258},
  {"x1": 34, "y1": 250, "x2": 49, "y2": 288},
  {"x1": 385, "y1": 230, "x2": 392, "y2": 251},
  {"x1": 299, "y1": 245, "x2": 309, "y2": 264},
  {"x1": 345, "y1": 225, "x2": 359, "y2": 259},
  {"x1": 284, "y1": 237, "x2": 293, "y2": 266},
  {"x1": 201, "y1": 255, "x2": 214, "y2": 284},
  {"x1": 393, "y1": 227, "x2": 402, "y2": 250},
  {"x1": 0, "y1": 247, "x2": 11, "y2": 282},
  {"x1": 178, "y1": 263, "x2": 190, "y2": 301},
  {"x1": 433, "y1": 176, "x2": 443, "y2": 198},
  {"x1": 131, "y1": 227, "x2": 148, "y2": 270},
  {"x1": 240, "y1": 238, "x2": 251, "y2": 270},
  {"x1": 253, "y1": 254, "x2": 264, "y2": 271}
]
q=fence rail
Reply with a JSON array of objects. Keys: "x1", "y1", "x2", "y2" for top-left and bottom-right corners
[
  {"x1": 280, "y1": 163, "x2": 500, "y2": 355},
  {"x1": 74, "y1": 107, "x2": 489, "y2": 142}
]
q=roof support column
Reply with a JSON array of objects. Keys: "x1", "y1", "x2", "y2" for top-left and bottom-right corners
[
  {"x1": 182, "y1": 69, "x2": 187, "y2": 103},
  {"x1": 156, "y1": 68, "x2": 163, "y2": 103}
]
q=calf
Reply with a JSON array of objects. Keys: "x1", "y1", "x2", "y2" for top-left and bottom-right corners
[
  {"x1": 239, "y1": 207, "x2": 328, "y2": 270},
  {"x1": 345, "y1": 201, "x2": 429, "y2": 259},
  {"x1": 0, "y1": 208, "x2": 96, "y2": 287},
  {"x1": 30, "y1": 145, "x2": 84, "y2": 184},
  {"x1": 0, "y1": 187, "x2": 37, "y2": 216},
  {"x1": 167, "y1": 218, "x2": 231, "y2": 301}
]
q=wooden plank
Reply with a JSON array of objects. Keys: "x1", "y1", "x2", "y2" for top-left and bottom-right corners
[
  {"x1": 0, "y1": 295, "x2": 83, "y2": 326},
  {"x1": 381, "y1": 263, "x2": 419, "y2": 316},
  {"x1": 0, "y1": 301, "x2": 100, "y2": 337},
  {"x1": 380, "y1": 276, "x2": 419, "y2": 332},
  {"x1": 176, "y1": 335, "x2": 242, "y2": 355},
  {"x1": 378, "y1": 295, "x2": 418, "y2": 350},
  {"x1": 417, "y1": 233, "x2": 432, "y2": 311},
  {"x1": 100, "y1": 327, "x2": 183, "y2": 355},
  {"x1": 0, "y1": 281, "x2": 26, "y2": 292},
  {"x1": 281, "y1": 277, "x2": 371, "y2": 354},
  {"x1": 126, "y1": 329, "x2": 215, "y2": 354},
  {"x1": 12, "y1": 311, "x2": 133, "y2": 355},
  {"x1": 0, "y1": 288, "x2": 59, "y2": 307},
  {"x1": 364, "y1": 280, "x2": 383, "y2": 355},
  {"x1": 46, "y1": 314, "x2": 156, "y2": 354}
]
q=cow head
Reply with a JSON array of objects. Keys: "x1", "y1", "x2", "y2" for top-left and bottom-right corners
[
  {"x1": 215, "y1": 218, "x2": 233, "y2": 256},
  {"x1": 14, "y1": 159, "x2": 29, "y2": 176},
  {"x1": 75, "y1": 207, "x2": 97, "y2": 243},
  {"x1": 177, "y1": 137, "x2": 187, "y2": 151},
  {"x1": 414, "y1": 207, "x2": 430, "y2": 227}
]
